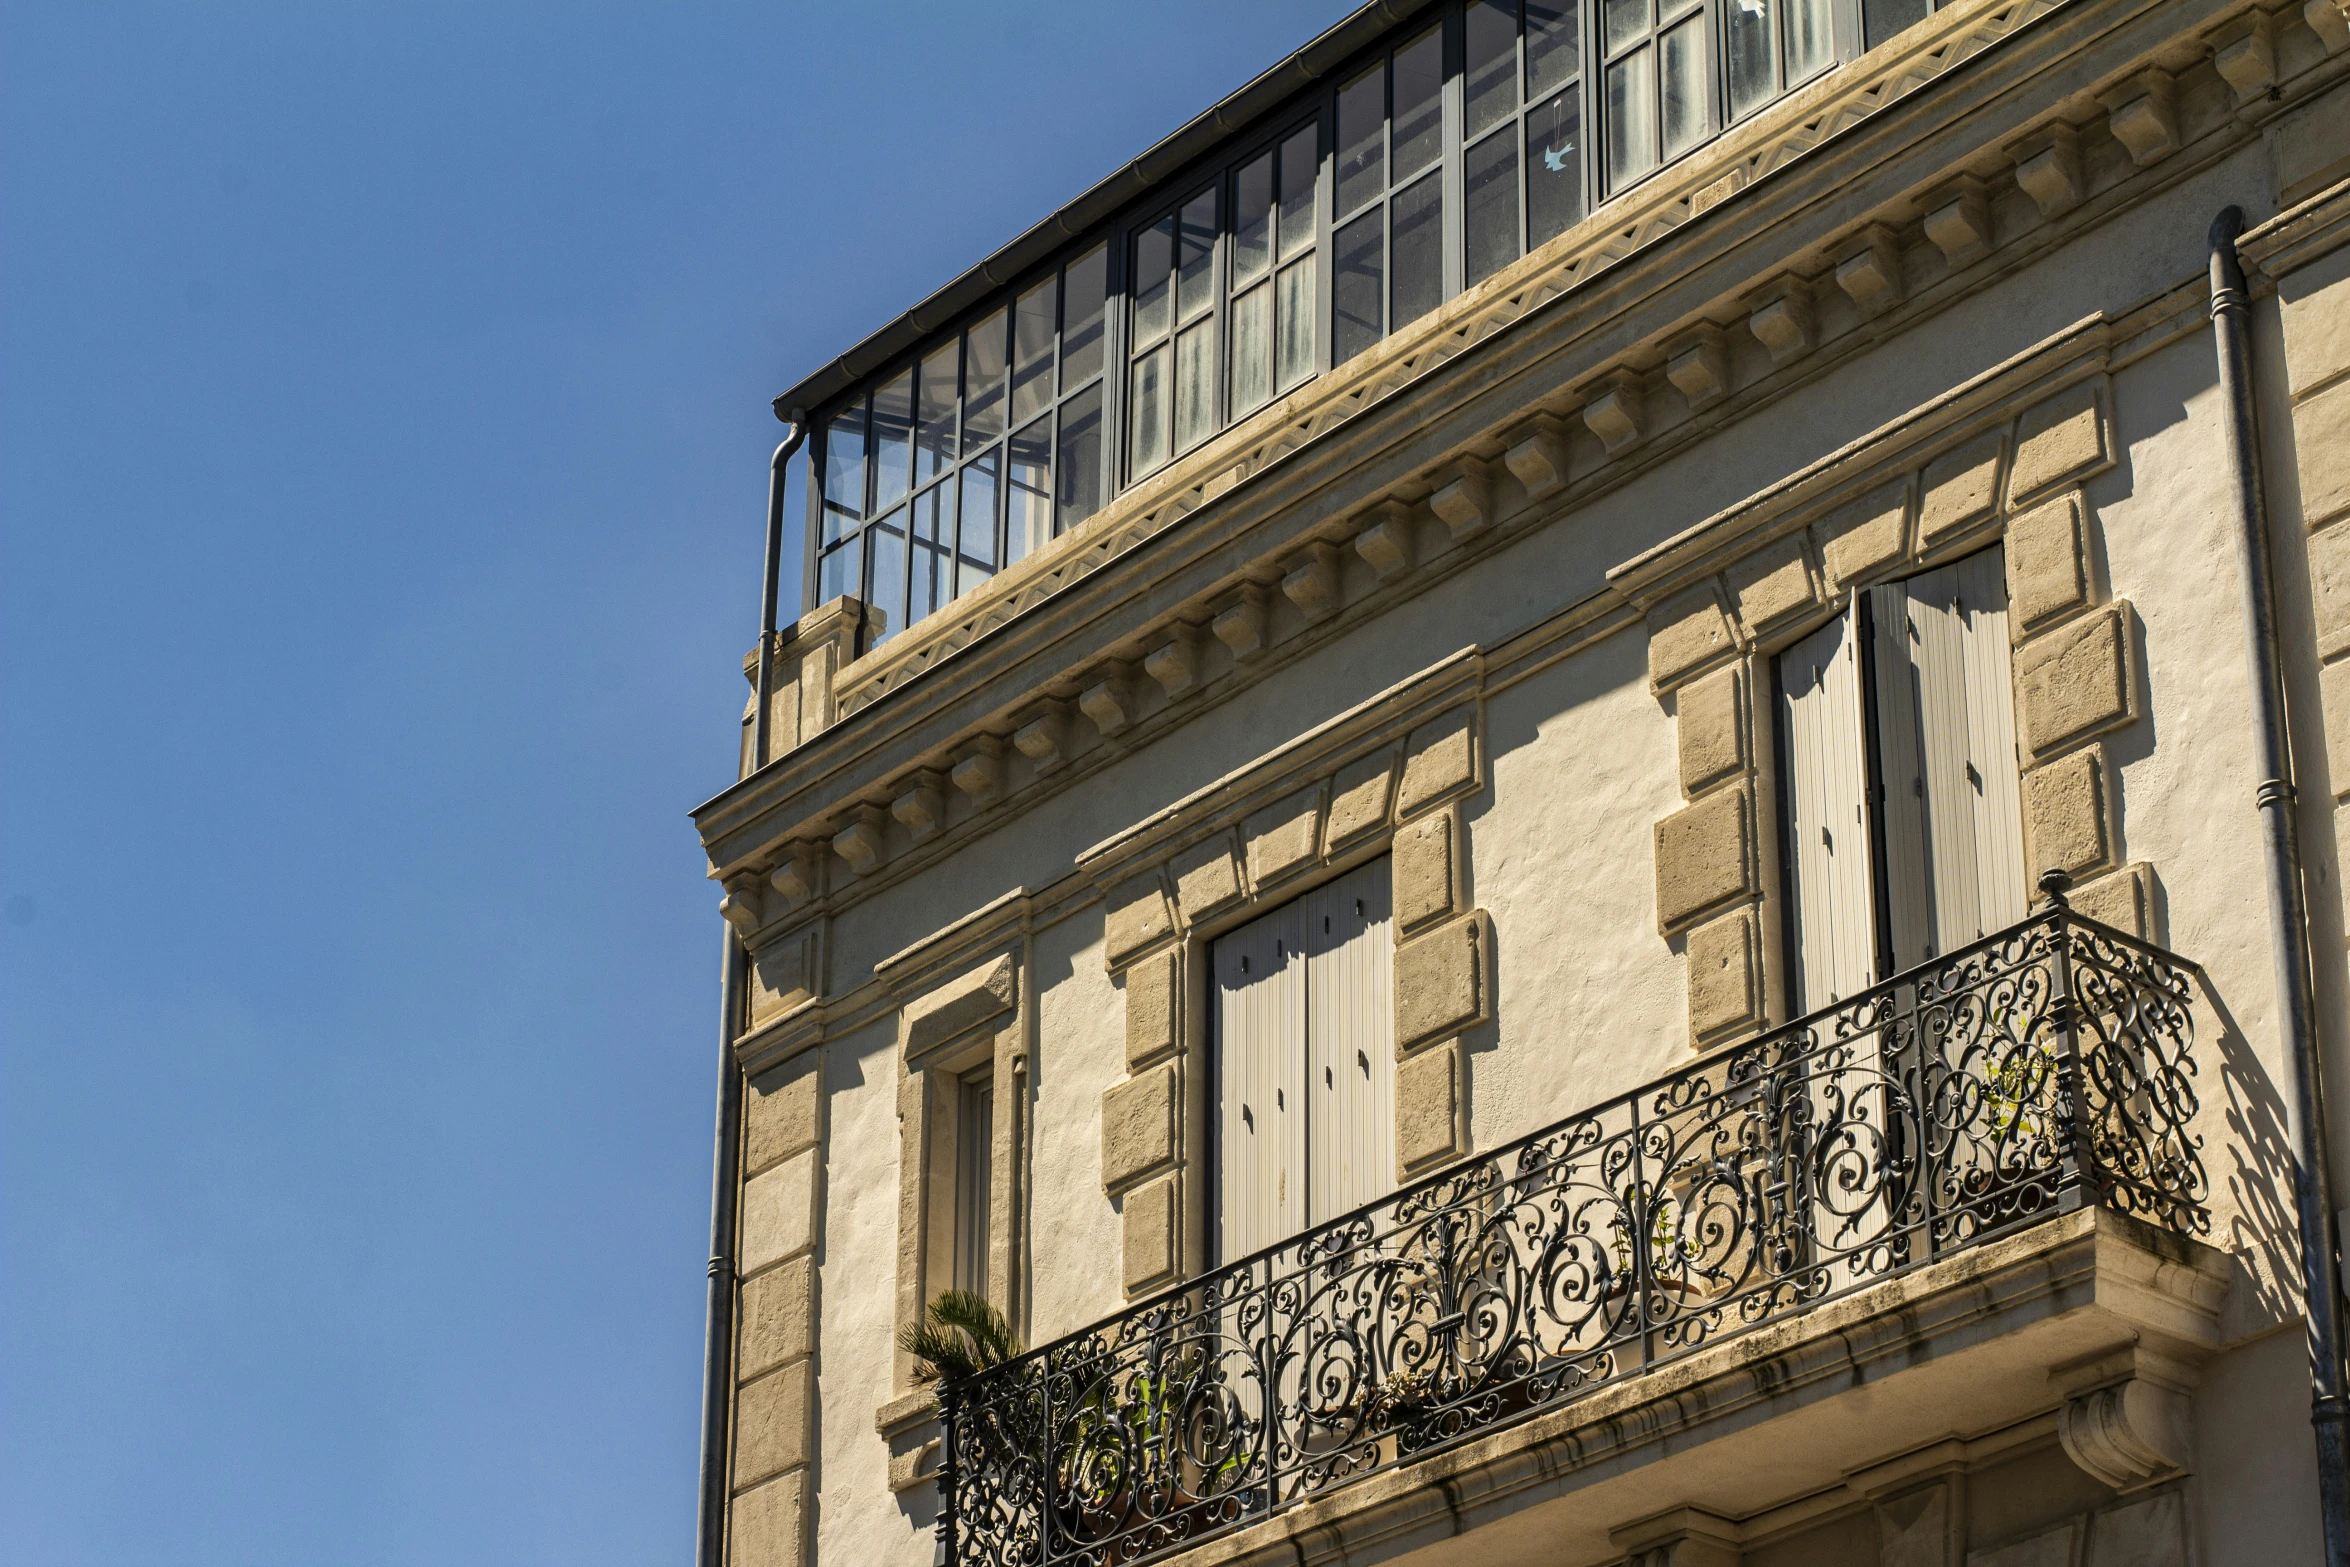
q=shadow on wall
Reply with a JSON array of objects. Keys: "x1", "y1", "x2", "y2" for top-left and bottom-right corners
[{"x1": 2204, "y1": 970, "x2": 2302, "y2": 1332}]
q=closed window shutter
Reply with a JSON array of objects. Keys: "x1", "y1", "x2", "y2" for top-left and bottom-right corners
[
  {"x1": 1214, "y1": 899, "x2": 1305, "y2": 1260},
  {"x1": 1779, "y1": 608, "x2": 1876, "y2": 1012},
  {"x1": 1302, "y1": 859, "x2": 1395, "y2": 1226}
]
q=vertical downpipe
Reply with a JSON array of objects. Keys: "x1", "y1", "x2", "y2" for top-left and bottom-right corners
[
  {"x1": 696, "y1": 409, "x2": 809, "y2": 1567},
  {"x1": 2209, "y1": 206, "x2": 2350, "y2": 1566}
]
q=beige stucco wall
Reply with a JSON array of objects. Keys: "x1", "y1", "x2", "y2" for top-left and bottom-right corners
[{"x1": 710, "y1": 25, "x2": 2350, "y2": 1565}]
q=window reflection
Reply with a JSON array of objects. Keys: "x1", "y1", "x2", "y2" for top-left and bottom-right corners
[
  {"x1": 871, "y1": 370, "x2": 913, "y2": 513},
  {"x1": 1011, "y1": 278, "x2": 1056, "y2": 425},
  {"x1": 1336, "y1": 65, "x2": 1385, "y2": 217},
  {"x1": 1465, "y1": 0, "x2": 1519, "y2": 138},
  {"x1": 1466, "y1": 128, "x2": 1520, "y2": 286},
  {"x1": 1057, "y1": 383, "x2": 1102, "y2": 530},
  {"x1": 1391, "y1": 171, "x2": 1444, "y2": 330},
  {"x1": 915, "y1": 343, "x2": 958, "y2": 487},
  {"x1": 1391, "y1": 27, "x2": 1444, "y2": 178}
]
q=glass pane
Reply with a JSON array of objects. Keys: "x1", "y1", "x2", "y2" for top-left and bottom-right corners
[
  {"x1": 866, "y1": 508, "x2": 907, "y2": 644},
  {"x1": 871, "y1": 369, "x2": 913, "y2": 512},
  {"x1": 1233, "y1": 152, "x2": 1274, "y2": 288},
  {"x1": 1391, "y1": 27, "x2": 1444, "y2": 179},
  {"x1": 963, "y1": 309, "x2": 1007, "y2": 452},
  {"x1": 1133, "y1": 216, "x2": 1174, "y2": 347},
  {"x1": 1177, "y1": 189, "x2": 1217, "y2": 324},
  {"x1": 1061, "y1": 244, "x2": 1107, "y2": 388},
  {"x1": 1606, "y1": 52, "x2": 1658, "y2": 190},
  {"x1": 1660, "y1": 18, "x2": 1707, "y2": 161},
  {"x1": 817, "y1": 539, "x2": 860, "y2": 605},
  {"x1": 821, "y1": 401, "x2": 867, "y2": 540},
  {"x1": 1333, "y1": 209, "x2": 1384, "y2": 365},
  {"x1": 1527, "y1": 0, "x2": 1581, "y2": 98},
  {"x1": 909, "y1": 484, "x2": 951, "y2": 628},
  {"x1": 1527, "y1": 86, "x2": 1585, "y2": 246},
  {"x1": 1011, "y1": 277, "x2": 1056, "y2": 426},
  {"x1": 1056, "y1": 383, "x2": 1102, "y2": 531},
  {"x1": 1465, "y1": 129, "x2": 1521, "y2": 286},
  {"x1": 1786, "y1": 0, "x2": 1833, "y2": 83},
  {"x1": 957, "y1": 449, "x2": 999, "y2": 595},
  {"x1": 1728, "y1": 0, "x2": 1774, "y2": 122},
  {"x1": 1128, "y1": 344, "x2": 1168, "y2": 477},
  {"x1": 1006, "y1": 417, "x2": 1052, "y2": 566},
  {"x1": 1390, "y1": 171, "x2": 1444, "y2": 330},
  {"x1": 1277, "y1": 256, "x2": 1316, "y2": 391},
  {"x1": 916, "y1": 343, "x2": 958, "y2": 487},
  {"x1": 1277, "y1": 125, "x2": 1317, "y2": 259},
  {"x1": 1864, "y1": 0, "x2": 1930, "y2": 47},
  {"x1": 1604, "y1": 0, "x2": 1648, "y2": 56},
  {"x1": 1466, "y1": 0, "x2": 1520, "y2": 139},
  {"x1": 1660, "y1": 0, "x2": 1702, "y2": 19},
  {"x1": 1175, "y1": 319, "x2": 1215, "y2": 452},
  {"x1": 1336, "y1": 64, "x2": 1385, "y2": 218},
  {"x1": 1231, "y1": 282, "x2": 1272, "y2": 416}
]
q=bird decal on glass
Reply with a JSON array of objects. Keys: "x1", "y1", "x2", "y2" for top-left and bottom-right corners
[{"x1": 1543, "y1": 141, "x2": 1576, "y2": 172}]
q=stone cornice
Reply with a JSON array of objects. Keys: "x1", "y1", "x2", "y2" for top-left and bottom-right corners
[{"x1": 693, "y1": 0, "x2": 2309, "y2": 910}]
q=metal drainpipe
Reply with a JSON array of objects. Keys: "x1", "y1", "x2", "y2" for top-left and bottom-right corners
[
  {"x1": 696, "y1": 407, "x2": 808, "y2": 1567},
  {"x1": 2209, "y1": 206, "x2": 2350, "y2": 1565}
]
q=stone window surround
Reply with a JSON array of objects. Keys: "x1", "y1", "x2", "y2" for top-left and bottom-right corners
[
  {"x1": 1624, "y1": 317, "x2": 2164, "y2": 1052},
  {"x1": 698, "y1": 0, "x2": 2334, "y2": 938}
]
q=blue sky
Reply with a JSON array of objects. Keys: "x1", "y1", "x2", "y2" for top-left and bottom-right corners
[{"x1": 0, "y1": 4, "x2": 1354, "y2": 1561}]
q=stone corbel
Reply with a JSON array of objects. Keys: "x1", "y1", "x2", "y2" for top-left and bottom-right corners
[
  {"x1": 2053, "y1": 1345, "x2": 2200, "y2": 1493},
  {"x1": 949, "y1": 736, "x2": 1004, "y2": 804},
  {"x1": 831, "y1": 804, "x2": 889, "y2": 877},
  {"x1": 1353, "y1": 500, "x2": 1418, "y2": 580},
  {"x1": 1013, "y1": 700, "x2": 1071, "y2": 772},
  {"x1": 1078, "y1": 662, "x2": 1137, "y2": 737},
  {"x1": 1920, "y1": 176, "x2": 1992, "y2": 270},
  {"x1": 2007, "y1": 123, "x2": 2083, "y2": 218},
  {"x1": 1581, "y1": 370, "x2": 1645, "y2": 456},
  {"x1": 1281, "y1": 543, "x2": 1343, "y2": 622},
  {"x1": 721, "y1": 872, "x2": 764, "y2": 932},
  {"x1": 1430, "y1": 459, "x2": 1497, "y2": 543},
  {"x1": 2308, "y1": 0, "x2": 2349, "y2": 55},
  {"x1": 1835, "y1": 224, "x2": 1904, "y2": 319},
  {"x1": 1503, "y1": 413, "x2": 1572, "y2": 499},
  {"x1": 1212, "y1": 584, "x2": 1270, "y2": 662},
  {"x1": 2099, "y1": 70, "x2": 2178, "y2": 167},
  {"x1": 890, "y1": 771, "x2": 948, "y2": 844},
  {"x1": 1746, "y1": 277, "x2": 1814, "y2": 364},
  {"x1": 1666, "y1": 324, "x2": 1731, "y2": 412},
  {"x1": 768, "y1": 843, "x2": 824, "y2": 908},
  {"x1": 1610, "y1": 1507, "x2": 1742, "y2": 1567},
  {"x1": 1143, "y1": 625, "x2": 1203, "y2": 698},
  {"x1": 2205, "y1": 12, "x2": 2274, "y2": 105}
]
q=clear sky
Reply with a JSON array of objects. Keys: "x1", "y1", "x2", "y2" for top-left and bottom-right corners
[{"x1": 0, "y1": 4, "x2": 1356, "y2": 1561}]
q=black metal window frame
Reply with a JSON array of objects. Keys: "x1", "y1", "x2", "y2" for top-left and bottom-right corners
[{"x1": 800, "y1": 0, "x2": 1948, "y2": 627}]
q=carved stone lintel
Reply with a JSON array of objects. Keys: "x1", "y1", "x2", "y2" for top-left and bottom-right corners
[
  {"x1": 890, "y1": 771, "x2": 947, "y2": 843},
  {"x1": 768, "y1": 844, "x2": 823, "y2": 907},
  {"x1": 1504, "y1": 413, "x2": 1572, "y2": 499},
  {"x1": 1212, "y1": 586, "x2": 1269, "y2": 662},
  {"x1": 2053, "y1": 1347, "x2": 2199, "y2": 1494},
  {"x1": 1747, "y1": 278, "x2": 1813, "y2": 363},
  {"x1": 2205, "y1": 13, "x2": 2274, "y2": 104},
  {"x1": 949, "y1": 736, "x2": 1003, "y2": 803},
  {"x1": 831, "y1": 805, "x2": 889, "y2": 877},
  {"x1": 1665, "y1": 325, "x2": 1730, "y2": 412},
  {"x1": 1353, "y1": 501, "x2": 1417, "y2": 580},
  {"x1": 1581, "y1": 371, "x2": 1644, "y2": 456},
  {"x1": 1280, "y1": 543, "x2": 1342, "y2": 622},
  {"x1": 1143, "y1": 629, "x2": 1201, "y2": 699},
  {"x1": 1078, "y1": 662, "x2": 1136, "y2": 737},
  {"x1": 1835, "y1": 225, "x2": 1904, "y2": 318},
  {"x1": 2099, "y1": 70, "x2": 2178, "y2": 167},
  {"x1": 1920, "y1": 176, "x2": 1992, "y2": 270},
  {"x1": 2008, "y1": 123, "x2": 2083, "y2": 217},
  {"x1": 720, "y1": 873, "x2": 763, "y2": 931},
  {"x1": 1013, "y1": 702, "x2": 1070, "y2": 772},
  {"x1": 1429, "y1": 461, "x2": 1495, "y2": 542}
]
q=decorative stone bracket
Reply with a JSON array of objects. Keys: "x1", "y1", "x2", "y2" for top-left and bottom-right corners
[{"x1": 2053, "y1": 1345, "x2": 2201, "y2": 1493}]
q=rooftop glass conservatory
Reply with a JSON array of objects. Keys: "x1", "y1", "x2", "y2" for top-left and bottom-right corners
[{"x1": 786, "y1": 0, "x2": 1948, "y2": 647}]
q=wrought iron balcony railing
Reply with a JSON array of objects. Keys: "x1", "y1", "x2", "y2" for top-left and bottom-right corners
[{"x1": 936, "y1": 897, "x2": 2209, "y2": 1567}]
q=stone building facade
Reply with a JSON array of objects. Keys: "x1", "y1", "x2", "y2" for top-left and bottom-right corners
[{"x1": 691, "y1": 2, "x2": 2350, "y2": 1564}]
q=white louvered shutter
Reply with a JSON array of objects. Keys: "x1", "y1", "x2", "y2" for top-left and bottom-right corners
[
  {"x1": 1303, "y1": 858, "x2": 1395, "y2": 1226},
  {"x1": 1214, "y1": 897, "x2": 1306, "y2": 1260},
  {"x1": 1780, "y1": 606, "x2": 1877, "y2": 1012}
]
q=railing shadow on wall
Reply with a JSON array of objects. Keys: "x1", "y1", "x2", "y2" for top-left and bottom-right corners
[{"x1": 936, "y1": 882, "x2": 2210, "y2": 1567}]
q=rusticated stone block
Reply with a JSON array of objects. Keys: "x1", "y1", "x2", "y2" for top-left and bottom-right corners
[
  {"x1": 1397, "y1": 707, "x2": 1477, "y2": 817},
  {"x1": 1171, "y1": 834, "x2": 1242, "y2": 922},
  {"x1": 738, "y1": 1253, "x2": 815, "y2": 1380},
  {"x1": 1397, "y1": 1041, "x2": 1462, "y2": 1176},
  {"x1": 1247, "y1": 786, "x2": 1324, "y2": 889},
  {"x1": 1677, "y1": 665, "x2": 1745, "y2": 796},
  {"x1": 1394, "y1": 809, "x2": 1456, "y2": 935},
  {"x1": 1648, "y1": 582, "x2": 1736, "y2": 692},
  {"x1": 2010, "y1": 381, "x2": 2109, "y2": 502},
  {"x1": 1818, "y1": 478, "x2": 1911, "y2": 588},
  {"x1": 740, "y1": 1147, "x2": 818, "y2": 1275},
  {"x1": 1122, "y1": 1174, "x2": 1180, "y2": 1294},
  {"x1": 1101, "y1": 1064, "x2": 1177, "y2": 1192},
  {"x1": 2024, "y1": 749, "x2": 2109, "y2": 877},
  {"x1": 1396, "y1": 910, "x2": 1491, "y2": 1052},
  {"x1": 734, "y1": 1359, "x2": 813, "y2": 1487},
  {"x1": 1654, "y1": 787, "x2": 1753, "y2": 934},
  {"x1": 1123, "y1": 948, "x2": 1180, "y2": 1070},
  {"x1": 2018, "y1": 603, "x2": 2133, "y2": 756},
  {"x1": 1325, "y1": 749, "x2": 1399, "y2": 847},
  {"x1": 2297, "y1": 375, "x2": 2350, "y2": 530},
  {"x1": 2322, "y1": 656, "x2": 2350, "y2": 780},
  {"x1": 2072, "y1": 862, "x2": 2148, "y2": 937},
  {"x1": 1919, "y1": 429, "x2": 2006, "y2": 545},
  {"x1": 1104, "y1": 872, "x2": 1174, "y2": 968},
  {"x1": 2310, "y1": 523, "x2": 2350, "y2": 660},
  {"x1": 2006, "y1": 491, "x2": 2088, "y2": 633},
  {"x1": 1727, "y1": 531, "x2": 1818, "y2": 635},
  {"x1": 1686, "y1": 906, "x2": 1759, "y2": 1043},
  {"x1": 746, "y1": 1053, "x2": 823, "y2": 1175},
  {"x1": 730, "y1": 1468, "x2": 808, "y2": 1567}
]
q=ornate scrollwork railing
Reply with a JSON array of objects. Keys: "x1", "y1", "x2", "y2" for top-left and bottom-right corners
[{"x1": 937, "y1": 900, "x2": 2207, "y2": 1567}]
